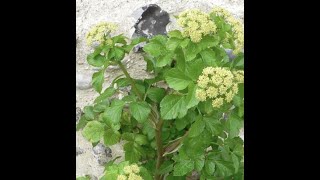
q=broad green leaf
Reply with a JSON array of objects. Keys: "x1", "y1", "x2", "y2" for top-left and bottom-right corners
[
  {"x1": 175, "y1": 47, "x2": 185, "y2": 72},
  {"x1": 124, "y1": 142, "x2": 141, "y2": 163},
  {"x1": 82, "y1": 121, "x2": 104, "y2": 143},
  {"x1": 166, "y1": 37, "x2": 182, "y2": 51},
  {"x1": 113, "y1": 47, "x2": 125, "y2": 61},
  {"x1": 92, "y1": 69, "x2": 104, "y2": 93},
  {"x1": 203, "y1": 116, "x2": 223, "y2": 136},
  {"x1": 214, "y1": 160, "x2": 234, "y2": 177},
  {"x1": 166, "y1": 174, "x2": 185, "y2": 180},
  {"x1": 139, "y1": 166, "x2": 153, "y2": 180},
  {"x1": 94, "y1": 87, "x2": 116, "y2": 103},
  {"x1": 175, "y1": 110, "x2": 196, "y2": 131},
  {"x1": 231, "y1": 153, "x2": 240, "y2": 173},
  {"x1": 185, "y1": 83, "x2": 199, "y2": 108},
  {"x1": 131, "y1": 37, "x2": 148, "y2": 45},
  {"x1": 129, "y1": 102, "x2": 151, "y2": 123},
  {"x1": 122, "y1": 132, "x2": 134, "y2": 141},
  {"x1": 83, "y1": 106, "x2": 95, "y2": 120},
  {"x1": 194, "y1": 155, "x2": 205, "y2": 171},
  {"x1": 160, "y1": 95, "x2": 187, "y2": 120},
  {"x1": 184, "y1": 42, "x2": 201, "y2": 61},
  {"x1": 173, "y1": 160, "x2": 194, "y2": 176},
  {"x1": 233, "y1": 94, "x2": 243, "y2": 107},
  {"x1": 103, "y1": 128, "x2": 120, "y2": 146},
  {"x1": 151, "y1": 35, "x2": 167, "y2": 45},
  {"x1": 200, "y1": 49, "x2": 217, "y2": 66},
  {"x1": 103, "y1": 100, "x2": 125, "y2": 124},
  {"x1": 168, "y1": 30, "x2": 183, "y2": 39},
  {"x1": 198, "y1": 35, "x2": 219, "y2": 50},
  {"x1": 93, "y1": 101, "x2": 109, "y2": 113},
  {"x1": 159, "y1": 161, "x2": 174, "y2": 174},
  {"x1": 114, "y1": 78, "x2": 130, "y2": 88},
  {"x1": 205, "y1": 160, "x2": 216, "y2": 175},
  {"x1": 76, "y1": 116, "x2": 88, "y2": 131},
  {"x1": 165, "y1": 68, "x2": 192, "y2": 90},
  {"x1": 108, "y1": 48, "x2": 116, "y2": 59},
  {"x1": 228, "y1": 113, "x2": 243, "y2": 138},
  {"x1": 189, "y1": 116, "x2": 205, "y2": 137},
  {"x1": 143, "y1": 42, "x2": 163, "y2": 57},
  {"x1": 156, "y1": 53, "x2": 173, "y2": 67},
  {"x1": 180, "y1": 38, "x2": 190, "y2": 48},
  {"x1": 87, "y1": 54, "x2": 105, "y2": 67},
  {"x1": 112, "y1": 34, "x2": 127, "y2": 44},
  {"x1": 185, "y1": 58, "x2": 205, "y2": 81},
  {"x1": 146, "y1": 87, "x2": 165, "y2": 103},
  {"x1": 134, "y1": 134, "x2": 148, "y2": 145}
]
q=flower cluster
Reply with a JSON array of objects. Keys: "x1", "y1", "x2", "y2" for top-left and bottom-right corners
[
  {"x1": 211, "y1": 7, "x2": 244, "y2": 54},
  {"x1": 177, "y1": 9, "x2": 217, "y2": 43},
  {"x1": 195, "y1": 67, "x2": 244, "y2": 108},
  {"x1": 86, "y1": 22, "x2": 117, "y2": 46},
  {"x1": 117, "y1": 164, "x2": 142, "y2": 180}
]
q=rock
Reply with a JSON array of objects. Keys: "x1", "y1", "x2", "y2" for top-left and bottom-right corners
[
  {"x1": 76, "y1": 107, "x2": 83, "y2": 122},
  {"x1": 92, "y1": 143, "x2": 112, "y2": 166},
  {"x1": 76, "y1": 72, "x2": 92, "y2": 90},
  {"x1": 133, "y1": 42, "x2": 147, "y2": 53},
  {"x1": 89, "y1": 175, "x2": 98, "y2": 180},
  {"x1": 131, "y1": 4, "x2": 170, "y2": 39},
  {"x1": 76, "y1": 147, "x2": 84, "y2": 156}
]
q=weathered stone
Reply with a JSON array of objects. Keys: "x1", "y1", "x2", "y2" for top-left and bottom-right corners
[
  {"x1": 76, "y1": 72, "x2": 92, "y2": 90},
  {"x1": 76, "y1": 107, "x2": 83, "y2": 122},
  {"x1": 132, "y1": 4, "x2": 170, "y2": 39},
  {"x1": 76, "y1": 147, "x2": 84, "y2": 156}
]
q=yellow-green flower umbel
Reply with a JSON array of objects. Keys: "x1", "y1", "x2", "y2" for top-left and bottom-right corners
[
  {"x1": 117, "y1": 164, "x2": 142, "y2": 180},
  {"x1": 177, "y1": 9, "x2": 217, "y2": 43},
  {"x1": 196, "y1": 67, "x2": 244, "y2": 108},
  {"x1": 86, "y1": 22, "x2": 117, "y2": 46},
  {"x1": 211, "y1": 7, "x2": 244, "y2": 54}
]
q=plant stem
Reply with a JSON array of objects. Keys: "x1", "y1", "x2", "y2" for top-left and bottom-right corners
[
  {"x1": 117, "y1": 61, "x2": 143, "y2": 100},
  {"x1": 155, "y1": 118, "x2": 164, "y2": 180}
]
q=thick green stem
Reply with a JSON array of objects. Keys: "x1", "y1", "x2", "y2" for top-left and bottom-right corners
[
  {"x1": 155, "y1": 118, "x2": 164, "y2": 180},
  {"x1": 117, "y1": 61, "x2": 143, "y2": 100}
]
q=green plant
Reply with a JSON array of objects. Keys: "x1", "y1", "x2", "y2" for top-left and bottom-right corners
[{"x1": 77, "y1": 7, "x2": 244, "y2": 180}]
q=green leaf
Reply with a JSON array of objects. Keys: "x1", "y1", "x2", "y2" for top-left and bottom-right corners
[
  {"x1": 203, "y1": 116, "x2": 223, "y2": 136},
  {"x1": 87, "y1": 54, "x2": 105, "y2": 67},
  {"x1": 156, "y1": 53, "x2": 173, "y2": 67},
  {"x1": 151, "y1": 35, "x2": 167, "y2": 45},
  {"x1": 83, "y1": 106, "x2": 95, "y2": 120},
  {"x1": 168, "y1": 30, "x2": 183, "y2": 39},
  {"x1": 112, "y1": 34, "x2": 127, "y2": 44},
  {"x1": 166, "y1": 174, "x2": 185, "y2": 180},
  {"x1": 146, "y1": 87, "x2": 165, "y2": 103},
  {"x1": 113, "y1": 47, "x2": 125, "y2": 61},
  {"x1": 233, "y1": 95, "x2": 243, "y2": 107},
  {"x1": 131, "y1": 37, "x2": 148, "y2": 45},
  {"x1": 185, "y1": 84, "x2": 199, "y2": 108},
  {"x1": 228, "y1": 113, "x2": 243, "y2": 138},
  {"x1": 166, "y1": 37, "x2": 182, "y2": 51},
  {"x1": 198, "y1": 35, "x2": 219, "y2": 50},
  {"x1": 103, "y1": 100, "x2": 125, "y2": 124},
  {"x1": 175, "y1": 47, "x2": 186, "y2": 72},
  {"x1": 159, "y1": 161, "x2": 174, "y2": 174},
  {"x1": 82, "y1": 121, "x2": 104, "y2": 143},
  {"x1": 129, "y1": 102, "x2": 151, "y2": 123},
  {"x1": 143, "y1": 42, "x2": 163, "y2": 57},
  {"x1": 184, "y1": 42, "x2": 201, "y2": 61},
  {"x1": 214, "y1": 160, "x2": 234, "y2": 177},
  {"x1": 76, "y1": 116, "x2": 88, "y2": 131},
  {"x1": 165, "y1": 68, "x2": 192, "y2": 90},
  {"x1": 200, "y1": 49, "x2": 217, "y2": 66},
  {"x1": 231, "y1": 153, "x2": 240, "y2": 173},
  {"x1": 185, "y1": 58, "x2": 205, "y2": 81},
  {"x1": 103, "y1": 129, "x2": 120, "y2": 146},
  {"x1": 108, "y1": 48, "x2": 116, "y2": 60},
  {"x1": 93, "y1": 101, "x2": 109, "y2": 113},
  {"x1": 134, "y1": 134, "x2": 148, "y2": 145},
  {"x1": 180, "y1": 38, "x2": 190, "y2": 48},
  {"x1": 92, "y1": 69, "x2": 105, "y2": 93},
  {"x1": 189, "y1": 116, "x2": 205, "y2": 137},
  {"x1": 160, "y1": 95, "x2": 187, "y2": 120},
  {"x1": 124, "y1": 142, "x2": 141, "y2": 163},
  {"x1": 205, "y1": 160, "x2": 216, "y2": 175},
  {"x1": 194, "y1": 155, "x2": 205, "y2": 171},
  {"x1": 173, "y1": 160, "x2": 194, "y2": 176},
  {"x1": 94, "y1": 87, "x2": 116, "y2": 103},
  {"x1": 175, "y1": 110, "x2": 196, "y2": 131},
  {"x1": 122, "y1": 132, "x2": 134, "y2": 141},
  {"x1": 114, "y1": 78, "x2": 130, "y2": 88},
  {"x1": 139, "y1": 166, "x2": 153, "y2": 180}
]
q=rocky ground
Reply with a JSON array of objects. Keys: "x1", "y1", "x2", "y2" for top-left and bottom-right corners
[{"x1": 76, "y1": 0, "x2": 244, "y2": 178}]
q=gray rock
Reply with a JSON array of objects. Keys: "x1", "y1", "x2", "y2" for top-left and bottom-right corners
[
  {"x1": 89, "y1": 175, "x2": 98, "y2": 180},
  {"x1": 76, "y1": 72, "x2": 92, "y2": 90},
  {"x1": 76, "y1": 107, "x2": 83, "y2": 122},
  {"x1": 92, "y1": 143, "x2": 112, "y2": 165},
  {"x1": 76, "y1": 147, "x2": 84, "y2": 156},
  {"x1": 133, "y1": 42, "x2": 147, "y2": 53},
  {"x1": 132, "y1": 4, "x2": 170, "y2": 39}
]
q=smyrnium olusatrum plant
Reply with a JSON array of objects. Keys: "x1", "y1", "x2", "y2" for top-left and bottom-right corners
[{"x1": 77, "y1": 6, "x2": 244, "y2": 180}]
